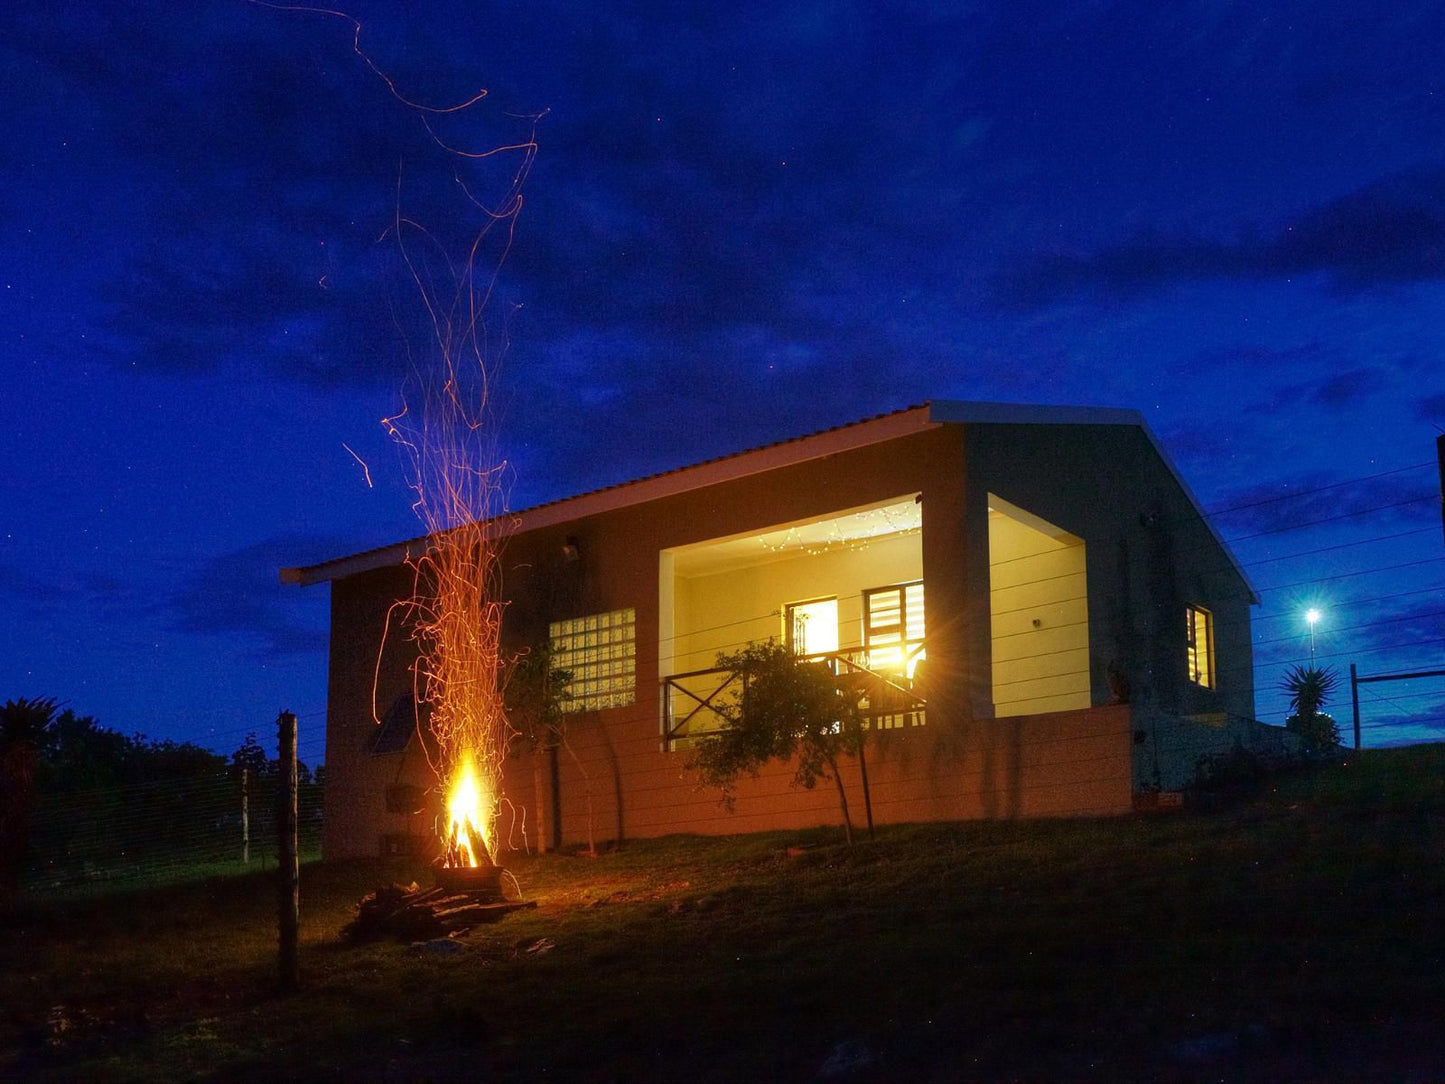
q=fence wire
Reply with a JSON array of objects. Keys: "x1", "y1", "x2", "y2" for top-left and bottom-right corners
[{"x1": 21, "y1": 772, "x2": 323, "y2": 896}]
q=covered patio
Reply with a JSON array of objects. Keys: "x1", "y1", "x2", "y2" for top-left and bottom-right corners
[{"x1": 659, "y1": 496, "x2": 928, "y2": 746}]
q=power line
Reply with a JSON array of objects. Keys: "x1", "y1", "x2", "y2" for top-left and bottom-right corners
[{"x1": 1202, "y1": 460, "x2": 1435, "y2": 519}]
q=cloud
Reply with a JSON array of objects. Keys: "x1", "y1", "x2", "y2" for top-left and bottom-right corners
[
  {"x1": 1307, "y1": 367, "x2": 1389, "y2": 408},
  {"x1": 1344, "y1": 594, "x2": 1445, "y2": 653},
  {"x1": 1001, "y1": 168, "x2": 1445, "y2": 308},
  {"x1": 26, "y1": 0, "x2": 999, "y2": 405},
  {"x1": 0, "y1": 561, "x2": 71, "y2": 605},
  {"x1": 1241, "y1": 365, "x2": 1394, "y2": 420},
  {"x1": 0, "y1": 562, "x2": 142, "y2": 619},
  {"x1": 9, "y1": 2, "x2": 534, "y2": 390},
  {"x1": 167, "y1": 535, "x2": 347, "y2": 658},
  {"x1": 498, "y1": 320, "x2": 937, "y2": 504},
  {"x1": 1419, "y1": 392, "x2": 1445, "y2": 426}
]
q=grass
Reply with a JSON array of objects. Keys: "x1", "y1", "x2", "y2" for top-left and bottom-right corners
[{"x1": 3, "y1": 744, "x2": 1444, "y2": 1081}]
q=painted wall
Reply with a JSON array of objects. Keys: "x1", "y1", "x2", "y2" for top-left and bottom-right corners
[
  {"x1": 322, "y1": 562, "x2": 443, "y2": 861},
  {"x1": 988, "y1": 508, "x2": 1090, "y2": 716},
  {"x1": 1132, "y1": 706, "x2": 1302, "y2": 792},
  {"x1": 964, "y1": 424, "x2": 1255, "y2": 722},
  {"x1": 506, "y1": 703, "x2": 1134, "y2": 848},
  {"x1": 670, "y1": 530, "x2": 923, "y2": 672}
]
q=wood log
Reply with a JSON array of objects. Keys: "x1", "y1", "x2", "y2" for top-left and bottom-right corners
[{"x1": 341, "y1": 875, "x2": 531, "y2": 943}]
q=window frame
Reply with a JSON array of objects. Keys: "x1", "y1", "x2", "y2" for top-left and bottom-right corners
[
  {"x1": 863, "y1": 580, "x2": 926, "y2": 677},
  {"x1": 784, "y1": 595, "x2": 839, "y2": 657},
  {"x1": 1186, "y1": 603, "x2": 1215, "y2": 689}
]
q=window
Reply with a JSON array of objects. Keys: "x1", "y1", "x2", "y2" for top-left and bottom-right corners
[
  {"x1": 372, "y1": 692, "x2": 422, "y2": 755},
  {"x1": 864, "y1": 581, "x2": 926, "y2": 677},
  {"x1": 1186, "y1": 604, "x2": 1214, "y2": 688},
  {"x1": 785, "y1": 597, "x2": 839, "y2": 656},
  {"x1": 549, "y1": 608, "x2": 636, "y2": 711}
]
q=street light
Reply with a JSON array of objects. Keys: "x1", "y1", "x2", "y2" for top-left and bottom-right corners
[{"x1": 1306, "y1": 608, "x2": 1322, "y2": 663}]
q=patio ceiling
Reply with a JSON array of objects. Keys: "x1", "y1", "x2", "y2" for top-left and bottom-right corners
[{"x1": 668, "y1": 495, "x2": 921, "y2": 576}]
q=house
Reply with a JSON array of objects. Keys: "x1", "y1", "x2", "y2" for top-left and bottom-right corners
[{"x1": 283, "y1": 401, "x2": 1289, "y2": 860}]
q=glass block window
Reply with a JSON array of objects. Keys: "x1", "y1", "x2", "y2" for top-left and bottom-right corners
[{"x1": 549, "y1": 608, "x2": 637, "y2": 712}]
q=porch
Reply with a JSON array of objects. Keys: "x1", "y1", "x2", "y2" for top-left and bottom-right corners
[
  {"x1": 658, "y1": 495, "x2": 928, "y2": 747},
  {"x1": 662, "y1": 643, "x2": 928, "y2": 748}
]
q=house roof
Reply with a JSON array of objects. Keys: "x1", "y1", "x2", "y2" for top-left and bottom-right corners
[{"x1": 281, "y1": 399, "x2": 1256, "y2": 601}]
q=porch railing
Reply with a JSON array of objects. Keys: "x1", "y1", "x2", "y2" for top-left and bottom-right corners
[{"x1": 661, "y1": 645, "x2": 927, "y2": 747}]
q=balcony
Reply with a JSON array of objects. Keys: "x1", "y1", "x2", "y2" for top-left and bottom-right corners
[{"x1": 662, "y1": 644, "x2": 926, "y2": 749}]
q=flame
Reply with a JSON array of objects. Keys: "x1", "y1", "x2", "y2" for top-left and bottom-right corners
[
  {"x1": 275, "y1": 2, "x2": 540, "y2": 871},
  {"x1": 445, "y1": 751, "x2": 494, "y2": 867}
]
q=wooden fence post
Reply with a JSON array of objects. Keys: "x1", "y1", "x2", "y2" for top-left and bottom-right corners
[
  {"x1": 277, "y1": 711, "x2": 299, "y2": 992},
  {"x1": 241, "y1": 767, "x2": 250, "y2": 865}
]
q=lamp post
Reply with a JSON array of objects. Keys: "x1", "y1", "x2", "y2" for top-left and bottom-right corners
[{"x1": 1306, "y1": 608, "x2": 1321, "y2": 663}]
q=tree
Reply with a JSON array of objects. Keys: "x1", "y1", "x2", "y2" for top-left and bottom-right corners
[
  {"x1": 36, "y1": 711, "x2": 227, "y2": 792},
  {"x1": 504, "y1": 646, "x2": 573, "y2": 753},
  {"x1": 503, "y1": 645, "x2": 579, "y2": 854},
  {"x1": 1, "y1": 697, "x2": 61, "y2": 889},
  {"x1": 1281, "y1": 664, "x2": 1342, "y2": 757},
  {"x1": 36, "y1": 709, "x2": 133, "y2": 791},
  {"x1": 688, "y1": 641, "x2": 867, "y2": 844},
  {"x1": 230, "y1": 733, "x2": 270, "y2": 780}
]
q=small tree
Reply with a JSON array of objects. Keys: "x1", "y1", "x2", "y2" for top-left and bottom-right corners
[
  {"x1": 689, "y1": 641, "x2": 866, "y2": 844},
  {"x1": 1281, "y1": 664, "x2": 1341, "y2": 757},
  {"x1": 1, "y1": 697, "x2": 61, "y2": 889},
  {"x1": 505, "y1": 646, "x2": 573, "y2": 752},
  {"x1": 503, "y1": 645, "x2": 578, "y2": 853},
  {"x1": 230, "y1": 733, "x2": 270, "y2": 780}
]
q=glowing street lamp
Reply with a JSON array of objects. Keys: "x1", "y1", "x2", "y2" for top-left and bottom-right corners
[{"x1": 1306, "y1": 608, "x2": 1322, "y2": 662}]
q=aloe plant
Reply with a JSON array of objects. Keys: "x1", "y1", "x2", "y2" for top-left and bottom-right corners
[{"x1": 1280, "y1": 666, "x2": 1340, "y2": 756}]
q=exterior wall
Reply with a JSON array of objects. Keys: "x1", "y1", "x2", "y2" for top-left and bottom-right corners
[
  {"x1": 988, "y1": 508, "x2": 1090, "y2": 716},
  {"x1": 1132, "y1": 707, "x2": 1303, "y2": 792},
  {"x1": 508, "y1": 703, "x2": 1133, "y2": 844},
  {"x1": 963, "y1": 424, "x2": 1255, "y2": 721},
  {"x1": 322, "y1": 563, "x2": 441, "y2": 861}
]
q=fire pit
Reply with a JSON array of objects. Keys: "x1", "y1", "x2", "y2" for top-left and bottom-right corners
[{"x1": 434, "y1": 861, "x2": 505, "y2": 902}]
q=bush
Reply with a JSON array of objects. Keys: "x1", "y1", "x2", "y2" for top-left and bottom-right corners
[{"x1": 1286, "y1": 711, "x2": 1341, "y2": 758}]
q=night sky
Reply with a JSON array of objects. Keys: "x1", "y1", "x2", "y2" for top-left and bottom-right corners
[{"x1": 4, "y1": 1, "x2": 1443, "y2": 760}]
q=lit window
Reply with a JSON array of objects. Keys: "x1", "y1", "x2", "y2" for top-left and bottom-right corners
[
  {"x1": 549, "y1": 608, "x2": 636, "y2": 712},
  {"x1": 865, "y1": 581, "x2": 926, "y2": 677},
  {"x1": 1186, "y1": 604, "x2": 1214, "y2": 688},
  {"x1": 785, "y1": 597, "x2": 839, "y2": 656}
]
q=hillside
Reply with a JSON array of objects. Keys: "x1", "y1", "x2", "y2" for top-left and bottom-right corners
[{"x1": 3, "y1": 744, "x2": 1443, "y2": 1081}]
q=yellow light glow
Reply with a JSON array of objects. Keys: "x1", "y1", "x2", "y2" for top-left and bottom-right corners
[
  {"x1": 788, "y1": 598, "x2": 839, "y2": 656},
  {"x1": 445, "y1": 751, "x2": 494, "y2": 867}
]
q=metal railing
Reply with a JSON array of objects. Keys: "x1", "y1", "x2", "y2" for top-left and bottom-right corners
[{"x1": 661, "y1": 644, "x2": 927, "y2": 747}]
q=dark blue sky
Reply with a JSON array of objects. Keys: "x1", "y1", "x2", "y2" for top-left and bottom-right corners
[{"x1": 3, "y1": 0, "x2": 1443, "y2": 758}]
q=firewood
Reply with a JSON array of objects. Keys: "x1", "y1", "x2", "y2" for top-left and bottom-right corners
[{"x1": 341, "y1": 875, "x2": 532, "y2": 943}]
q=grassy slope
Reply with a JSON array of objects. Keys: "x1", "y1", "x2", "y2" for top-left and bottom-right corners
[{"x1": 3, "y1": 744, "x2": 1443, "y2": 1082}]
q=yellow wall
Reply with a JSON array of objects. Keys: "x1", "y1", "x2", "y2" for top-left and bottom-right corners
[
  {"x1": 669, "y1": 530, "x2": 923, "y2": 674},
  {"x1": 989, "y1": 506, "x2": 1090, "y2": 716}
]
